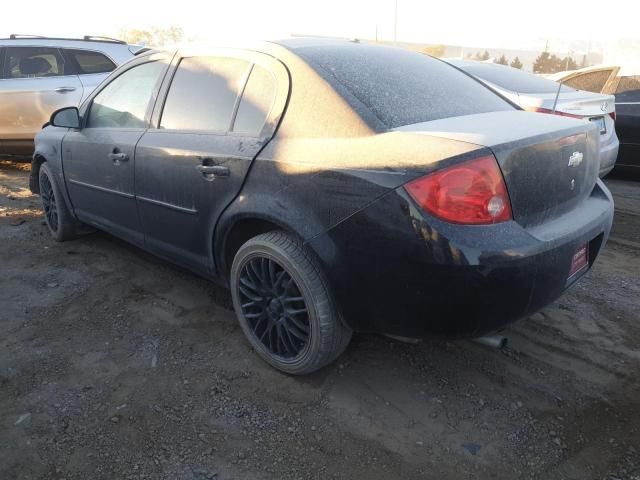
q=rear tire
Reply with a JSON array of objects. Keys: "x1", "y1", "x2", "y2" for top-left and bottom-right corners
[
  {"x1": 230, "y1": 231, "x2": 352, "y2": 375},
  {"x1": 39, "y1": 163, "x2": 81, "y2": 242}
]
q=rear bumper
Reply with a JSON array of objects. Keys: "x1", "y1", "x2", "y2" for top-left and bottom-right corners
[
  {"x1": 598, "y1": 133, "x2": 619, "y2": 177},
  {"x1": 309, "y1": 180, "x2": 614, "y2": 338}
]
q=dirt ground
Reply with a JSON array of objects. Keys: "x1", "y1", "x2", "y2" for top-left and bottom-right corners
[{"x1": 1, "y1": 158, "x2": 639, "y2": 480}]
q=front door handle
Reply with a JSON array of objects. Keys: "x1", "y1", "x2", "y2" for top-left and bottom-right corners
[
  {"x1": 195, "y1": 164, "x2": 230, "y2": 179},
  {"x1": 108, "y1": 149, "x2": 129, "y2": 164},
  {"x1": 55, "y1": 86, "x2": 77, "y2": 93}
]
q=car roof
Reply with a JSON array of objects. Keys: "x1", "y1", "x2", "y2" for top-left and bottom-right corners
[
  {"x1": 0, "y1": 36, "x2": 146, "y2": 65},
  {"x1": 0, "y1": 36, "x2": 138, "y2": 53}
]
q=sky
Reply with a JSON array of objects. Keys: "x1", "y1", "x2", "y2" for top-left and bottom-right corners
[{"x1": 2, "y1": 0, "x2": 639, "y2": 55}]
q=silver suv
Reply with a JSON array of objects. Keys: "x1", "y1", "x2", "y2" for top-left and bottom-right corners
[{"x1": 0, "y1": 35, "x2": 146, "y2": 155}]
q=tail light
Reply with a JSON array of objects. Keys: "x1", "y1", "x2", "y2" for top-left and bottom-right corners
[
  {"x1": 404, "y1": 155, "x2": 512, "y2": 225},
  {"x1": 532, "y1": 107, "x2": 583, "y2": 119},
  {"x1": 609, "y1": 111, "x2": 616, "y2": 121}
]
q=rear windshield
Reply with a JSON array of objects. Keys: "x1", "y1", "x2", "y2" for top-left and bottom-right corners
[
  {"x1": 295, "y1": 44, "x2": 514, "y2": 129},
  {"x1": 454, "y1": 62, "x2": 576, "y2": 94}
]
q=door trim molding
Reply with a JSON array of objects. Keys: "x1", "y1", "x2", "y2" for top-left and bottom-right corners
[
  {"x1": 137, "y1": 195, "x2": 198, "y2": 215},
  {"x1": 68, "y1": 178, "x2": 134, "y2": 198}
]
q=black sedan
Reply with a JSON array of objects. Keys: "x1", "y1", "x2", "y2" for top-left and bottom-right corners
[
  {"x1": 30, "y1": 39, "x2": 613, "y2": 374},
  {"x1": 613, "y1": 75, "x2": 640, "y2": 172}
]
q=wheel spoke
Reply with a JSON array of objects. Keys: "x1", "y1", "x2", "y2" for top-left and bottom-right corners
[
  {"x1": 240, "y1": 275, "x2": 261, "y2": 294},
  {"x1": 285, "y1": 320, "x2": 309, "y2": 342},
  {"x1": 247, "y1": 260, "x2": 265, "y2": 289},
  {"x1": 268, "y1": 259, "x2": 278, "y2": 286},
  {"x1": 283, "y1": 296, "x2": 304, "y2": 303},
  {"x1": 239, "y1": 284, "x2": 262, "y2": 302},
  {"x1": 285, "y1": 314, "x2": 310, "y2": 334},
  {"x1": 285, "y1": 307, "x2": 307, "y2": 316},
  {"x1": 281, "y1": 323, "x2": 299, "y2": 354}
]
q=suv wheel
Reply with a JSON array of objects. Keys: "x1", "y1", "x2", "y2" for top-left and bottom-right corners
[{"x1": 230, "y1": 231, "x2": 352, "y2": 375}]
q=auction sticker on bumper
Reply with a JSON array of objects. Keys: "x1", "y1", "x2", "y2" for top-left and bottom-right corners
[{"x1": 568, "y1": 243, "x2": 589, "y2": 280}]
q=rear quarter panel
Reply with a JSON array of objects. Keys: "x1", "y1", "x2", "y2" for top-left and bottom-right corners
[{"x1": 216, "y1": 131, "x2": 485, "y2": 276}]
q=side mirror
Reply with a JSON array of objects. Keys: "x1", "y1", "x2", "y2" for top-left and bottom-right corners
[{"x1": 50, "y1": 107, "x2": 80, "y2": 129}]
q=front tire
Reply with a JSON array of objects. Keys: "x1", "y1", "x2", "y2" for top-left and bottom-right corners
[
  {"x1": 230, "y1": 231, "x2": 352, "y2": 375},
  {"x1": 39, "y1": 163, "x2": 81, "y2": 241}
]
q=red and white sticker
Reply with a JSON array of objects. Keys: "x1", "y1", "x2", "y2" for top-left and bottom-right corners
[{"x1": 568, "y1": 244, "x2": 589, "y2": 279}]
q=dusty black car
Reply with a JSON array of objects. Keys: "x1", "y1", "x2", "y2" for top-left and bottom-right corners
[{"x1": 30, "y1": 39, "x2": 613, "y2": 374}]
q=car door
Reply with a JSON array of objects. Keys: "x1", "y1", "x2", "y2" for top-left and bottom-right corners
[
  {"x1": 62, "y1": 55, "x2": 169, "y2": 246},
  {"x1": 614, "y1": 75, "x2": 640, "y2": 169},
  {"x1": 135, "y1": 50, "x2": 288, "y2": 275},
  {"x1": 0, "y1": 46, "x2": 83, "y2": 144}
]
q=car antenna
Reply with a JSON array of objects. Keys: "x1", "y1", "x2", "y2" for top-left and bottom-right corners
[{"x1": 552, "y1": 78, "x2": 564, "y2": 114}]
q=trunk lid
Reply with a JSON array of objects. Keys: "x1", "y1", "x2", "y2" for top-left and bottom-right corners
[{"x1": 395, "y1": 110, "x2": 600, "y2": 228}]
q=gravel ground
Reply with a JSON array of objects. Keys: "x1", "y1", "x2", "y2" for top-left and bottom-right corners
[{"x1": 1, "y1": 159, "x2": 639, "y2": 480}]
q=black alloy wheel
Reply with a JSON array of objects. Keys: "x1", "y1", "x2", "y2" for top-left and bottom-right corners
[
  {"x1": 40, "y1": 170, "x2": 59, "y2": 232},
  {"x1": 238, "y1": 256, "x2": 311, "y2": 359},
  {"x1": 230, "y1": 231, "x2": 352, "y2": 375}
]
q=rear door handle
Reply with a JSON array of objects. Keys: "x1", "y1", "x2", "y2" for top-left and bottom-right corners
[
  {"x1": 108, "y1": 149, "x2": 129, "y2": 164},
  {"x1": 55, "y1": 86, "x2": 76, "y2": 93},
  {"x1": 195, "y1": 165, "x2": 230, "y2": 179}
]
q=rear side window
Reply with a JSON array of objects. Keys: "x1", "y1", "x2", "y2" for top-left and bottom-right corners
[
  {"x1": 2, "y1": 46, "x2": 66, "y2": 79},
  {"x1": 296, "y1": 44, "x2": 514, "y2": 128},
  {"x1": 563, "y1": 70, "x2": 613, "y2": 94},
  {"x1": 64, "y1": 49, "x2": 116, "y2": 74},
  {"x1": 233, "y1": 64, "x2": 276, "y2": 135},
  {"x1": 88, "y1": 61, "x2": 165, "y2": 129},
  {"x1": 456, "y1": 62, "x2": 574, "y2": 94},
  {"x1": 615, "y1": 75, "x2": 640, "y2": 102},
  {"x1": 160, "y1": 56, "x2": 249, "y2": 131}
]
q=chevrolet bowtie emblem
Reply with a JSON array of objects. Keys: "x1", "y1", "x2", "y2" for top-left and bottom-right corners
[{"x1": 568, "y1": 151, "x2": 584, "y2": 167}]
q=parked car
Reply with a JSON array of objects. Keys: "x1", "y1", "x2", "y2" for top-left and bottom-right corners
[
  {"x1": 0, "y1": 34, "x2": 146, "y2": 155},
  {"x1": 30, "y1": 40, "x2": 613, "y2": 374},
  {"x1": 446, "y1": 59, "x2": 619, "y2": 177},
  {"x1": 552, "y1": 66, "x2": 640, "y2": 173}
]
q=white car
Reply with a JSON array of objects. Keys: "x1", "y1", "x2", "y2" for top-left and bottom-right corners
[
  {"x1": 447, "y1": 59, "x2": 620, "y2": 177},
  {"x1": 0, "y1": 35, "x2": 146, "y2": 155}
]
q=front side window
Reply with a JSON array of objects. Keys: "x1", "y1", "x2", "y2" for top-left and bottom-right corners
[
  {"x1": 87, "y1": 61, "x2": 165, "y2": 129},
  {"x1": 233, "y1": 64, "x2": 276, "y2": 135},
  {"x1": 65, "y1": 49, "x2": 116, "y2": 74},
  {"x1": 2, "y1": 47, "x2": 66, "y2": 79},
  {"x1": 160, "y1": 56, "x2": 249, "y2": 131}
]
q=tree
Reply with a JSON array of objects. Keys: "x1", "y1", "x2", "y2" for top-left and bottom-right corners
[
  {"x1": 533, "y1": 51, "x2": 564, "y2": 73},
  {"x1": 510, "y1": 57, "x2": 523, "y2": 69},
  {"x1": 423, "y1": 44, "x2": 446, "y2": 58},
  {"x1": 533, "y1": 51, "x2": 553, "y2": 73},
  {"x1": 496, "y1": 54, "x2": 509, "y2": 65},
  {"x1": 118, "y1": 25, "x2": 184, "y2": 47},
  {"x1": 533, "y1": 50, "x2": 579, "y2": 73},
  {"x1": 475, "y1": 50, "x2": 490, "y2": 61},
  {"x1": 560, "y1": 56, "x2": 578, "y2": 71}
]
